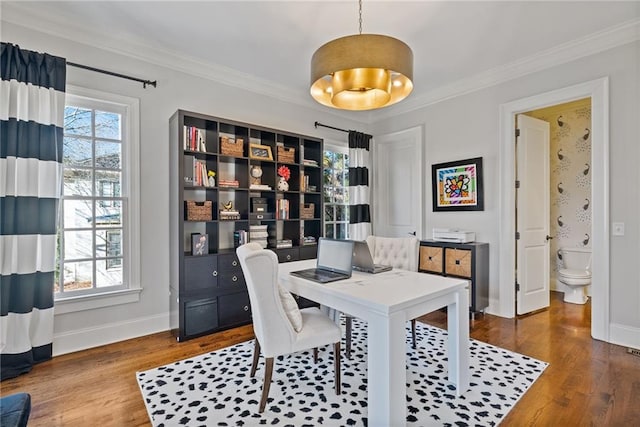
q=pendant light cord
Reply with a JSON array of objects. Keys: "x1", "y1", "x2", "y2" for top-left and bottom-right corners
[{"x1": 358, "y1": 0, "x2": 363, "y2": 35}]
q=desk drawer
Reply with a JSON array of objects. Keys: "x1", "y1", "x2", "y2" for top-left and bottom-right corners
[
  {"x1": 445, "y1": 248, "x2": 472, "y2": 278},
  {"x1": 419, "y1": 246, "x2": 443, "y2": 274}
]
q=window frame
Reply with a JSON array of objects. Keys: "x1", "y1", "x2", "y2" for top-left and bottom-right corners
[
  {"x1": 323, "y1": 142, "x2": 350, "y2": 240},
  {"x1": 55, "y1": 85, "x2": 141, "y2": 314}
]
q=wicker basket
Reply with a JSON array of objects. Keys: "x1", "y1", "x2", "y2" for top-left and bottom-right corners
[
  {"x1": 277, "y1": 146, "x2": 295, "y2": 163},
  {"x1": 300, "y1": 203, "x2": 314, "y2": 219},
  {"x1": 220, "y1": 137, "x2": 244, "y2": 157},
  {"x1": 186, "y1": 200, "x2": 212, "y2": 221}
]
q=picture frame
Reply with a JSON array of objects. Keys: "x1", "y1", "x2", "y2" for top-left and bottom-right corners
[
  {"x1": 249, "y1": 143, "x2": 273, "y2": 160},
  {"x1": 191, "y1": 233, "x2": 208, "y2": 256},
  {"x1": 432, "y1": 157, "x2": 484, "y2": 211}
]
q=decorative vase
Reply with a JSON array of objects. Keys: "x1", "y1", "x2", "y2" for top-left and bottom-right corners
[
  {"x1": 208, "y1": 176, "x2": 215, "y2": 187},
  {"x1": 277, "y1": 176, "x2": 289, "y2": 191}
]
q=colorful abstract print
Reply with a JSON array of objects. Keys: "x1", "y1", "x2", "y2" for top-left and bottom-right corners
[{"x1": 438, "y1": 164, "x2": 478, "y2": 206}]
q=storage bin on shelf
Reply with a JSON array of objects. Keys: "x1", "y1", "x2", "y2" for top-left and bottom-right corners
[
  {"x1": 185, "y1": 200, "x2": 213, "y2": 221},
  {"x1": 300, "y1": 203, "x2": 315, "y2": 219},
  {"x1": 220, "y1": 136, "x2": 244, "y2": 157},
  {"x1": 277, "y1": 146, "x2": 295, "y2": 163}
]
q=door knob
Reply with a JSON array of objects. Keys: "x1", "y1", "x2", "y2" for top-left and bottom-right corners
[{"x1": 546, "y1": 235, "x2": 554, "y2": 241}]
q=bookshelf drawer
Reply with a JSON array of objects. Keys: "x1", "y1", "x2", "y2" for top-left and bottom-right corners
[
  {"x1": 185, "y1": 298, "x2": 218, "y2": 336},
  {"x1": 276, "y1": 248, "x2": 299, "y2": 263},
  {"x1": 419, "y1": 246, "x2": 443, "y2": 274},
  {"x1": 184, "y1": 255, "x2": 218, "y2": 291},
  {"x1": 445, "y1": 248, "x2": 472, "y2": 278},
  {"x1": 218, "y1": 292, "x2": 251, "y2": 327}
]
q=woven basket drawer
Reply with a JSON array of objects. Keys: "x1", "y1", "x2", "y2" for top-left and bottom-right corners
[
  {"x1": 185, "y1": 200, "x2": 212, "y2": 221},
  {"x1": 445, "y1": 248, "x2": 472, "y2": 278},
  {"x1": 277, "y1": 146, "x2": 295, "y2": 163},
  {"x1": 419, "y1": 246, "x2": 443, "y2": 273}
]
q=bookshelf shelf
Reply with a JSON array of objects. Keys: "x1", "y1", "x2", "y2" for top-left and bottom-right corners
[{"x1": 170, "y1": 109, "x2": 324, "y2": 341}]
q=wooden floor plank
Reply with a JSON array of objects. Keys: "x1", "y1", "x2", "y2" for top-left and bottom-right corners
[{"x1": 2, "y1": 292, "x2": 639, "y2": 426}]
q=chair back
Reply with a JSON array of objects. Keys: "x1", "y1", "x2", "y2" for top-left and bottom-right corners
[
  {"x1": 236, "y1": 243, "x2": 295, "y2": 357},
  {"x1": 365, "y1": 235, "x2": 420, "y2": 271}
]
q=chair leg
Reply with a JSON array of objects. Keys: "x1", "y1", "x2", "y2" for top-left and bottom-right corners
[
  {"x1": 345, "y1": 315, "x2": 352, "y2": 359},
  {"x1": 333, "y1": 341, "x2": 341, "y2": 395},
  {"x1": 411, "y1": 319, "x2": 417, "y2": 349},
  {"x1": 313, "y1": 347, "x2": 318, "y2": 363},
  {"x1": 250, "y1": 339, "x2": 260, "y2": 377},
  {"x1": 258, "y1": 357, "x2": 274, "y2": 413}
]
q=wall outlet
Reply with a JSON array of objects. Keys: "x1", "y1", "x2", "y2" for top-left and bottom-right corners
[{"x1": 612, "y1": 222, "x2": 625, "y2": 236}]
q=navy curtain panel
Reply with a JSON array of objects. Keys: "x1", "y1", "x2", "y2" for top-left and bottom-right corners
[
  {"x1": 348, "y1": 131, "x2": 372, "y2": 240},
  {"x1": 1, "y1": 43, "x2": 66, "y2": 380}
]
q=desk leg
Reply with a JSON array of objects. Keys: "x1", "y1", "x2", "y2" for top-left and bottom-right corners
[
  {"x1": 367, "y1": 311, "x2": 406, "y2": 426},
  {"x1": 447, "y1": 287, "x2": 470, "y2": 396}
]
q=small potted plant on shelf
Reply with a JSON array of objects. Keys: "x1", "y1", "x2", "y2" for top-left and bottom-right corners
[
  {"x1": 208, "y1": 170, "x2": 216, "y2": 187},
  {"x1": 277, "y1": 165, "x2": 290, "y2": 191}
]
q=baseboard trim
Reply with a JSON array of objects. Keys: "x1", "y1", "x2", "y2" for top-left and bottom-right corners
[
  {"x1": 609, "y1": 323, "x2": 640, "y2": 350},
  {"x1": 53, "y1": 313, "x2": 170, "y2": 356}
]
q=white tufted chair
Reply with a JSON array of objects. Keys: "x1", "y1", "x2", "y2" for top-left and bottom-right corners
[
  {"x1": 236, "y1": 243, "x2": 342, "y2": 413},
  {"x1": 345, "y1": 235, "x2": 421, "y2": 357}
]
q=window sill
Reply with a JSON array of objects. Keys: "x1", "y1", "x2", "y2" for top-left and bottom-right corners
[{"x1": 54, "y1": 288, "x2": 142, "y2": 315}]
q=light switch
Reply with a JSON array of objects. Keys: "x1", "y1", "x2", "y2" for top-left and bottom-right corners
[{"x1": 612, "y1": 222, "x2": 625, "y2": 236}]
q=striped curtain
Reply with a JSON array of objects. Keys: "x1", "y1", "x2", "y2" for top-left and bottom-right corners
[
  {"x1": 348, "y1": 131, "x2": 372, "y2": 241},
  {"x1": 1, "y1": 43, "x2": 66, "y2": 380}
]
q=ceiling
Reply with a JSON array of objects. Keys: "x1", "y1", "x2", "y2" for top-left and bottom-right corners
[{"x1": 2, "y1": 1, "x2": 639, "y2": 117}]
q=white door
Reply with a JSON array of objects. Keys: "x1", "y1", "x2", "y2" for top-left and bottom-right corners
[
  {"x1": 516, "y1": 114, "x2": 551, "y2": 314},
  {"x1": 373, "y1": 127, "x2": 422, "y2": 237}
]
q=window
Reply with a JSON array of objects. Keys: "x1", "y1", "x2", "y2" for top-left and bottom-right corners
[
  {"x1": 323, "y1": 146, "x2": 350, "y2": 239},
  {"x1": 55, "y1": 86, "x2": 140, "y2": 308}
]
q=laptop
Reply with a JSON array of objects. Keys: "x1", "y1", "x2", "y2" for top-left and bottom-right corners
[
  {"x1": 290, "y1": 238, "x2": 354, "y2": 283},
  {"x1": 352, "y1": 240, "x2": 393, "y2": 274}
]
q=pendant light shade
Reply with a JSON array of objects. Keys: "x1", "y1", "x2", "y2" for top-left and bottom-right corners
[
  {"x1": 310, "y1": 34, "x2": 413, "y2": 110},
  {"x1": 309, "y1": 1, "x2": 413, "y2": 111}
]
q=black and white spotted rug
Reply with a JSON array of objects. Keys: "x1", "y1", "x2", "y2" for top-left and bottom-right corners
[{"x1": 137, "y1": 320, "x2": 547, "y2": 426}]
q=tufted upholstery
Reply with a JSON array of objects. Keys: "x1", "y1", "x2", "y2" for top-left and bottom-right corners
[
  {"x1": 236, "y1": 243, "x2": 342, "y2": 412},
  {"x1": 365, "y1": 235, "x2": 420, "y2": 271},
  {"x1": 345, "y1": 235, "x2": 421, "y2": 357}
]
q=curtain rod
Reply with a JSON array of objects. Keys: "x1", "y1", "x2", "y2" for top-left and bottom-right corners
[
  {"x1": 67, "y1": 62, "x2": 157, "y2": 88},
  {"x1": 314, "y1": 121, "x2": 352, "y2": 133}
]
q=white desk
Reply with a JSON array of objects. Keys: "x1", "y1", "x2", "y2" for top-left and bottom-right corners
[{"x1": 278, "y1": 260, "x2": 470, "y2": 426}]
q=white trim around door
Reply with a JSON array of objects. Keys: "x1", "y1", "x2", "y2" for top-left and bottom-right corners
[{"x1": 497, "y1": 77, "x2": 610, "y2": 342}]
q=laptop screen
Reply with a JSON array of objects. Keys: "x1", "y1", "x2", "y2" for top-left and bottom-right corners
[{"x1": 316, "y1": 238, "x2": 354, "y2": 274}]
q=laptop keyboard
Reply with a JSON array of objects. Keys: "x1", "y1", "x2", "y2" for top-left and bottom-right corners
[{"x1": 301, "y1": 270, "x2": 344, "y2": 281}]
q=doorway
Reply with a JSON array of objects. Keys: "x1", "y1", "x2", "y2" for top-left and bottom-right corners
[{"x1": 498, "y1": 77, "x2": 610, "y2": 342}]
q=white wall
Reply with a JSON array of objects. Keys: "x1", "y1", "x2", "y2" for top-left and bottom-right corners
[
  {"x1": 3, "y1": 21, "x2": 639, "y2": 352},
  {"x1": 369, "y1": 41, "x2": 640, "y2": 348},
  {"x1": 2, "y1": 21, "x2": 366, "y2": 355}
]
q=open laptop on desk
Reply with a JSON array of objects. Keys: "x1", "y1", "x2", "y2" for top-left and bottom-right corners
[
  {"x1": 290, "y1": 238, "x2": 354, "y2": 283},
  {"x1": 352, "y1": 240, "x2": 393, "y2": 274}
]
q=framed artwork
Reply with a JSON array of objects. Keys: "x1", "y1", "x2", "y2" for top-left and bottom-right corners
[
  {"x1": 432, "y1": 157, "x2": 484, "y2": 211},
  {"x1": 249, "y1": 143, "x2": 273, "y2": 160},
  {"x1": 191, "y1": 233, "x2": 208, "y2": 256}
]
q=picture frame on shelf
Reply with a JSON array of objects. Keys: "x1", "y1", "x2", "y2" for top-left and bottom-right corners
[
  {"x1": 249, "y1": 143, "x2": 273, "y2": 160},
  {"x1": 191, "y1": 233, "x2": 208, "y2": 256},
  {"x1": 431, "y1": 157, "x2": 484, "y2": 211}
]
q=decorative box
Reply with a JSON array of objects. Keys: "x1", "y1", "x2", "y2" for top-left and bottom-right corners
[
  {"x1": 300, "y1": 203, "x2": 315, "y2": 219},
  {"x1": 277, "y1": 146, "x2": 295, "y2": 163},
  {"x1": 251, "y1": 197, "x2": 268, "y2": 213},
  {"x1": 185, "y1": 200, "x2": 212, "y2": 221},
  {"x1": 220, "y1": 136, "x2": 244, "y2": 157}
]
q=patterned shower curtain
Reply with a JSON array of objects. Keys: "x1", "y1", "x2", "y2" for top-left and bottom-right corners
[
  {"x1": 348, "y1": 131, "x2": 372, "y2": 240},
  {"x1": 1, "y1": 43, "x2": 66, "y2": 380}
]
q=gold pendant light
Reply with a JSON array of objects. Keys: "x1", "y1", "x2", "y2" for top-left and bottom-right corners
[{"x1": 310, "y1": 0, "x2": 413, "y2": 111}]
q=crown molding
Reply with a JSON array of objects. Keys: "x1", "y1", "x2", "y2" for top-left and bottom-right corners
[
  {"x1": 371, "y1": 18, "x2": 640, "y2": 121},
  {"x1": 2, "y1": 3, "x2": 637, "y2": 125}
]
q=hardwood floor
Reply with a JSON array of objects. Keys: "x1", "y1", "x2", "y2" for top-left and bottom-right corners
[{"x1": 2, "y1": 292, "x2": 639, "y2": 426}]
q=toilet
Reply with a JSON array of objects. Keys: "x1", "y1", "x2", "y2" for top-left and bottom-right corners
[{"x1": 557, "y1": 247, "x2": 592, "y2": 304}]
